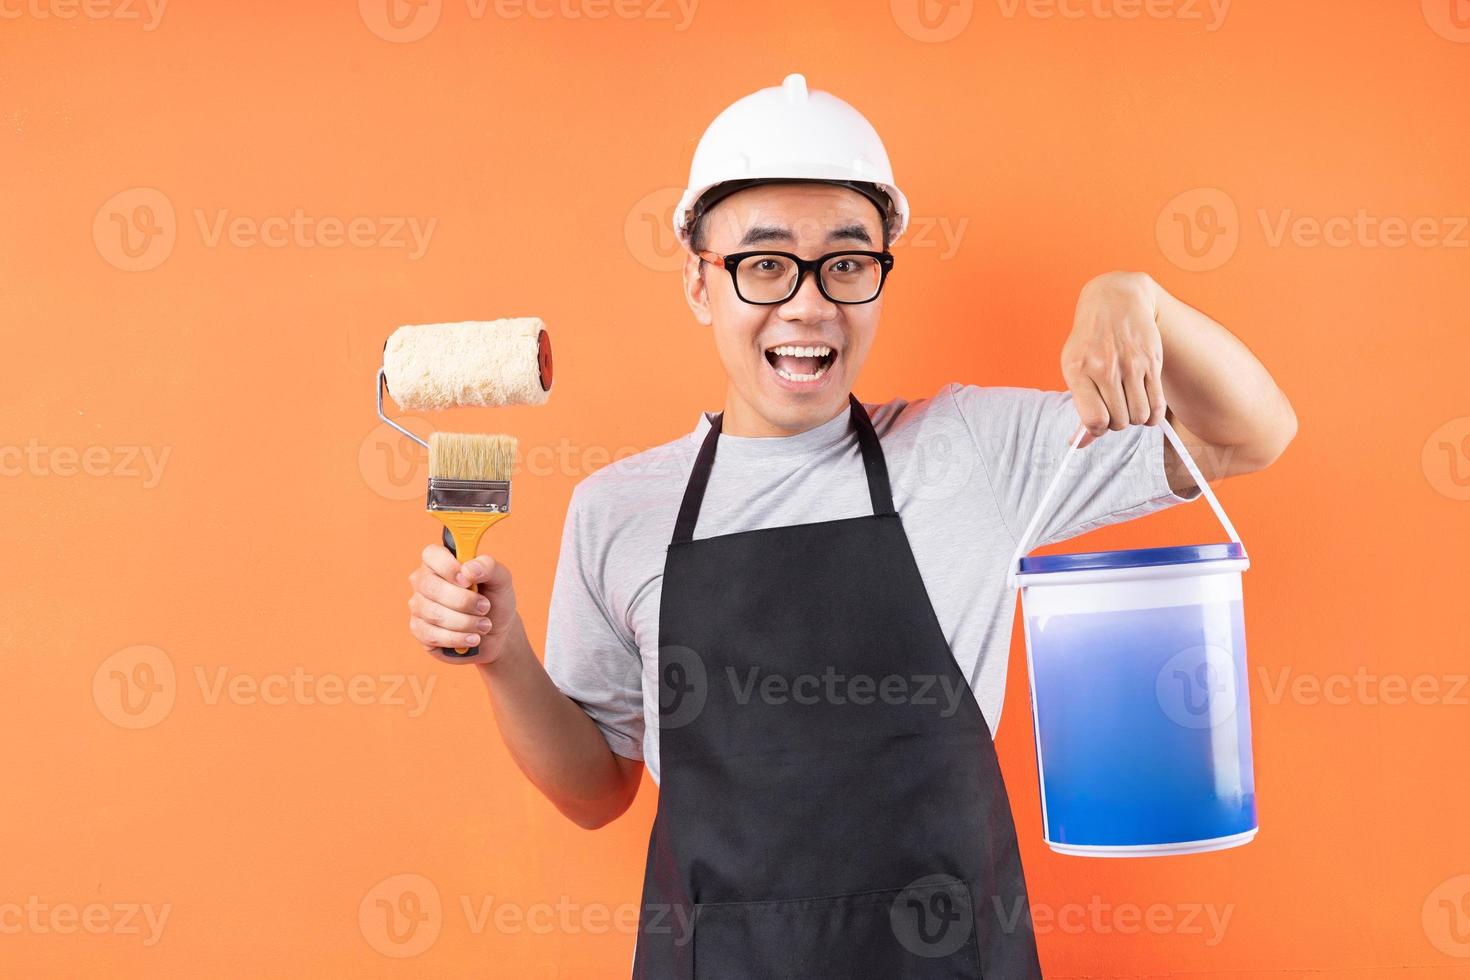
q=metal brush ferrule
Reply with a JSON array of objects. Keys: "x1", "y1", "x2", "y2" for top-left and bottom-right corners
[{"x1": 426, "y1": 479, "x2": 511, "y2": 512}]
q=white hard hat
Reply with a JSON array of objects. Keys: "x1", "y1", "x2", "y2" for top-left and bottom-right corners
[{"x1": 673, "y1": 73, "x2": 910, "y2": 251}]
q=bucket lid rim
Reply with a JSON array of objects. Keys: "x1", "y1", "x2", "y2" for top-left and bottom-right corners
[{"x1": 1016, "y1": 541, "x2": 1246, "y2": 575}]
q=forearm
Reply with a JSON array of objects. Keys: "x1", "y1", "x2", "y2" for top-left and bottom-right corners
[
  {"x1": 1149, "y1": 275, "x2": 1298, "y2": 472},
  {"x1": 475, "y1": 614, "x2": 640, "y2": 829}
]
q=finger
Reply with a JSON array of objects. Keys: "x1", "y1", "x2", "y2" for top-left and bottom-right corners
[
  {"x1": 409, "y1": 593, "x2": 492, "y2": 636},
  {"x1": 461, "y1": 553, "x2": 512, "y2": 591},
  {"x1": 1142, "y1": 363, "x2": 1167, "y2": 426},
  {"x1": 409, "y1": 615, "x2": 484, "y2": 653},
  {"x1": 1094, "y1": 369, "x2": 1129, "y2": 435},
  {"x1": 1067, "y1": 378, "x2": 1110, "y2": 451},
  {"x1": 415, "y1": 567, "x2": 489, "y2": 616},
  {"x1": 1123, "y1": 362, "x2": 1151, "y2": 426},
  {"x1": 420, "y1": 542, "x2": 466, "y2": 585}
]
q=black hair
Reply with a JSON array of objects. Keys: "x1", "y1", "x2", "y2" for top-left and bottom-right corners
[{"x1": 688, "y1": 179, "x2": 895, "y2": 255}]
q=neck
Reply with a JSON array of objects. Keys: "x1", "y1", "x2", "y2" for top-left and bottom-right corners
[{"x1": 720, "y1": 383, "x2": 849, "y2": 437}]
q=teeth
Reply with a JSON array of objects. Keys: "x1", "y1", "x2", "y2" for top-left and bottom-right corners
[
  {"x1": 768, "y1": 344, "x2": 832, "y2": 357},
  {"x1": 773, "y1": 360, "x2": 832, "y2": 383}
]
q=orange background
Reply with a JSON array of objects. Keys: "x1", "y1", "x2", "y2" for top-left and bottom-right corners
[{"x1": 4, "y1": 1, "x2": 1469, "y2": 976}]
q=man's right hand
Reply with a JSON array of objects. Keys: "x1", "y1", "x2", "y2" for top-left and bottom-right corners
[{"x1": 408, "y1": 544, "x2": 520, "y2": 665}]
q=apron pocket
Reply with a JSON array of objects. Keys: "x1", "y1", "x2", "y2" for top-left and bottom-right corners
[{"x1": 691, "y1": 875, "x2": 982, "y2": 980}]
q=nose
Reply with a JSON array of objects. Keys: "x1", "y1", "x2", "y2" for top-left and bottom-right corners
[{"x1": 776, "y1": 265, "x2": 837, "y2": 321}]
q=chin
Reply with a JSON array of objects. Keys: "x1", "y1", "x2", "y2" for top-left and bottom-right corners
[{"x1": 756, "y1": 385, "x2": 849, "y2": 433}]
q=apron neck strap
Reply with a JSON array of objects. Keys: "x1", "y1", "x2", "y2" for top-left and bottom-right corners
[{"x1": 672, "y1": 393, "x2": 895, "y2": 545}]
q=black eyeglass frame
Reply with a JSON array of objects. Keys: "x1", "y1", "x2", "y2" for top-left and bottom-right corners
[{"x1": 697, "y1": 249, "x2": 896, "y2": 306}]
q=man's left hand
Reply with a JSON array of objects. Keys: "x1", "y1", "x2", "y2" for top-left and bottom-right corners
[{"x1": 1061, "y1": 271, "x2": 1167, "y2": 449}]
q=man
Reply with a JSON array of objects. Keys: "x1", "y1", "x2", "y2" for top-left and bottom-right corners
[{"x1": 405, "y1": 73, "x2": 1296, "y2": 978}]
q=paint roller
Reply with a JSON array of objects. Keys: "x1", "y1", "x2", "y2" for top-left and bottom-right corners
[{"x1": 376, "y1": 318, "x2": 554, "y2": 658}]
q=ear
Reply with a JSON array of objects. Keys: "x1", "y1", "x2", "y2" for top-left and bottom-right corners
[{"x1": 682, "y1": 249, "x2": 714, "y2": 327}]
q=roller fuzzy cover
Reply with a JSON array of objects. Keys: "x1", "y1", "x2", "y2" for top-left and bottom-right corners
[{"x1": 383, "y1": 318, "x2": 552, "y2": 411}]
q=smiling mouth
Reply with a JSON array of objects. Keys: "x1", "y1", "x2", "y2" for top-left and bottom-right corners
[{"x1": 764, "y1": 344, "x2": 837, "y2": 383}]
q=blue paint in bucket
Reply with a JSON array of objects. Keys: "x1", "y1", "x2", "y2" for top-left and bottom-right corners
[{"x1": 1008, "y1": 422, "x2": 1259, "y2": 857}]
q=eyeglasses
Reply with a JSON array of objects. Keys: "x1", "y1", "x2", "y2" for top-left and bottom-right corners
[{"x1": 698, "y1": 249, "x2": 895, "y2": 305}]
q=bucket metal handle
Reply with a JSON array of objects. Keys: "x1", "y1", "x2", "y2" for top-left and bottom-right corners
[{"x1": 1006, "y1": 414, "x2": 1246, "y2": 589}]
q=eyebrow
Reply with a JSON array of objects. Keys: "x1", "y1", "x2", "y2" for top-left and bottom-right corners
[{"x1": 736, "y1": 223, "x2": 875, "y2": 248}]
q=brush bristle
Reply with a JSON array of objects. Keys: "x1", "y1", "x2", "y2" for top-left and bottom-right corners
[{"x1": 429, "y1": 432, "x2": 517, "y2": 481}]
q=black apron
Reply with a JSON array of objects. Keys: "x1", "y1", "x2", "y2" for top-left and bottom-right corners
[{"x1": 631, "y1": 393, "x2": 1044, "y2": 979}]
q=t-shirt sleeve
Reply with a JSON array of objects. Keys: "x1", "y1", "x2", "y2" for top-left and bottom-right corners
[
  {"x1": 542, "y1": 480, "x2": 646, "y2": 760},
  {"x1": 948, "y1": 382, "x2": 1203, "y2": 551}
]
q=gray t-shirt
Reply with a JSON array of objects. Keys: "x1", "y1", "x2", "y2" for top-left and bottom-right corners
[{"x1": 544, "y1": 381, "x2": 1202, "y2": 786}]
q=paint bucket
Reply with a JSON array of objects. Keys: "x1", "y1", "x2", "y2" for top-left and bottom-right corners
[{"x1": 1007, "y1": 419, "x2": 1258, "y2": 857}]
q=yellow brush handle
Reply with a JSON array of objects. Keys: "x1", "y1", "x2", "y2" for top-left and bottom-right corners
[{"x1": 432, "y1": 510, "x2": 511, "y2": 655}]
